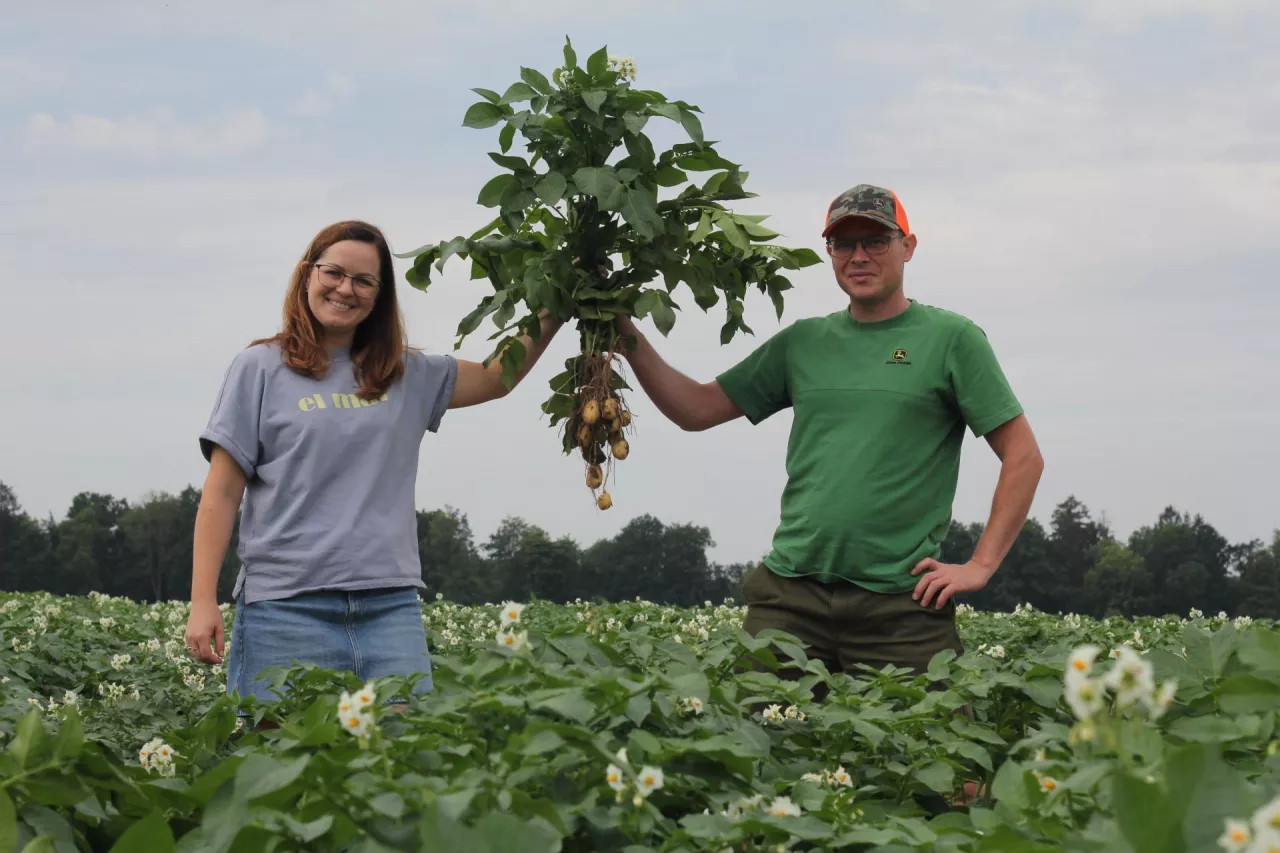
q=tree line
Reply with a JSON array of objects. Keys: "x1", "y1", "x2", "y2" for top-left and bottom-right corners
[{"x1": 1, "y1": 480, "x2": 1277, "y2": 617}]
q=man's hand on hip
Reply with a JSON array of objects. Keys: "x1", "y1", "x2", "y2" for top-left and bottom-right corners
[{"x1": 909, "y1": 558, "x2": 995, "y2": 609}]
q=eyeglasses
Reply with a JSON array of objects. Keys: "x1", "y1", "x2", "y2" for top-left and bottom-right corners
[
  {"x1": 827, "y1": 234, "x2": 898, "y2": 259},
  {"x1": 313, "y1": 262, "x2": 381, "y2": 295}
]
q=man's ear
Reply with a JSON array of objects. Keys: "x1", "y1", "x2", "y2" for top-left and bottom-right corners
[{"x1": 902, "y1": 233, "x2": 918, "y2": 262}]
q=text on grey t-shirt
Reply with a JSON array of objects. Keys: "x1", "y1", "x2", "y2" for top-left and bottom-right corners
[{"x1": 199, "y1": 342, "x2": 457, "y2": 604}]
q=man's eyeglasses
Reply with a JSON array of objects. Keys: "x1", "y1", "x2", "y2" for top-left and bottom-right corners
[
  {"x1": 827, "y1": 234, "x2": 898, "y2": 259},
  {"x1": 313, "y1": 262, "x2": 381, "y2": 295}
]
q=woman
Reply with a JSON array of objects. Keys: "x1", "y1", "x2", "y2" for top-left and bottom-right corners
[{"x1": 183, "y1": 220, "x2": 559, "y2": 710}]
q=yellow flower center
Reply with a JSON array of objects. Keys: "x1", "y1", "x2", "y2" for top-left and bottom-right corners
[
  {"x1": 347, "y1": 717, "x2": 360, "y2": 728},
  {"x1": 1072, "y1": 659, "x2": 1087, "y2": 670},
  {"x1": 1232, "y1": 829, "x2": 1247, "y2": 842}
]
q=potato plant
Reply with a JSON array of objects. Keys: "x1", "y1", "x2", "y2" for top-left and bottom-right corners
[
  {"x1": 398, "y1": 38, "x2": 820, "y2": 506},
  {"x1": 3, "y1": 592, "x2": 1280, "y2": 852}
]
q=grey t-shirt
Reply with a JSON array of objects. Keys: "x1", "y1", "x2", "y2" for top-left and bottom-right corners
[{"x1": 199, "y1": 341, "x2": 457, "y2": 604}]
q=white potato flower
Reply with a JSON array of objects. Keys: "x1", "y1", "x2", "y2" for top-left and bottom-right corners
[
  {"x1": 1217, "y1": 818, "x2": 1251, "y2": 852},
  {"x1": 496, "y1": 629, "x2": 529, "y2": 652},
  {"x1": 635, "y1": 766, "x2": 664, "y2": 797},
  {"x1": 499, "y1": 602, "x2": 525, "y2": 626},
  {"x1": 1106, "y1": 645, "x2": 1156, "y2": 709},
  {"x1": 767, "y1": 796, "x2": 801, "y2": 817}
]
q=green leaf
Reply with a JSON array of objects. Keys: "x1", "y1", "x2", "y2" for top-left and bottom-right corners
[
  {"x1": 635, "y1": 289, "x2": 676, "y2": 336},
  {"x1": 419, "y1": 801, "x2": 478, "y2": 851},
  {"x1": 625, "y1": 693, "x2": 650, "y2": 725},
  {"x1": 766, "y1": 276, "x2": 789, "y2": 319},
  {"x1": 488, "y1": 152, "x2": 530, "y2": 172},
  {"x1": 655, "y1": 165, "x2": 687, "y2": 187},
  {"x1": 520, "y1": 730, "x2": 566, "y2": 756},
  {"x1": 463, "y1": 102, "x2": 505, "y2": 129},
  {"x1": 477, "y1": 174, "x2": 517, "y2": 208},
  {"x1": 586, "y1": 45, "x2": 610, "y2": 79},
  {"x1": 499, "y1": 338, "x2": 526, "y2": 390},
  {"x1": 534, "y1": 171, "x2": 567, "y2": 206},
  {"x1": 690, "y1": 212, "x2": 713, "y2": 244},
  {"x1": 521, "y1": 67, "x2": 553, "y2": 95},
  {"x1": 650, "y1": 103, "x2": 704, "y2": 146},
  {"x1": 498, "y1": 122, "x2": 516, "y2": 154},
  {"x1": 19, "y1": 839, "x2": 59, "y2": 853},
  {"x1": 916, "y1": 760, "x2": 956, "y2": 794},
  {"x1": 562, "y1": 37, "x2": 577, "y2": 70},
  {"x1": 17, "y1": 806, "x2": 74, "y2": 853},
  {"x1": 623, "y1": 112, "x2": 648, "y2": 135},
  {"x1": 1215, "y1": 673, "x2": 1280, "y2": 714},
  {"x1": 0, "y1": 788, "x2": 16, "y2": 853},
  {"x1": 11, "y1": 709, "x2": 48, "y2": 769},
  {"x1": 434, "y1": 236, "x2": 469, "y2": 273},
  {"x1": 368, "y1": 792, "x2": 406, "y2": 820},
  {"x1": 471, "y1": 88, "x2": 502, "y2": 104},
  {"x1": 1238, "y1": 628, "x2": 1280, "y2": 672},
  {"x1": 1112, "y1": 771, "x2": 1182, "y2": 853},
  {"x1": 1165, "y1": 743, "x2": 1257, "y2": 852},
  {"x1": 573, "y1": 166, "x2": 624, "y2": 210},
  {"x1": 619, "y1": 188, "x2": 664, "y2": 241},
  {"x1": 1169, "y1": 714, "x2": 1260, "y2": 743},
  {"x1": 530, "y1": 689, "x2": 596, "y2": 724},
  {"x1": 676, "y1": 149, "x2": 738, "y2": 171},
  {"x1": 990, "y1": 760, "x2": 1029, "y2": 812},
  {"x1": 737, "y1": 215, "x2": 781, "y2": 240},
  {"x1": 478, "y1": 812, "x2": 561, "y2": 853},
  {"x1": 238, "y1": 754, "x2": 310, "y2": 801},
  {"x1": 107, "y1": 810, "x2": 175, "y2": 853},
  {"x1": 951, "y1": 741, "x2": 994, "y2": 773},
  {"x1": 714, "y1": 213, "x2": 749, "y2": 252},
  {"x1": 582, "y1": 90, "x2": 607, "y2": 114},
  {"x1": 280, "y1": 815, "x2": 333, "y2": 843},
  {"x1": 500, "y1": 82, "x2": 539, "y2": 104},
  {"x1": 51, "y1": 708, "x2": 83, "y2": 760}
]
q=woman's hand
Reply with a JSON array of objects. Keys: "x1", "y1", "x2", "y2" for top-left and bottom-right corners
[{"x1": 185, "y1": 599, "x2": 226, "y2": 664}]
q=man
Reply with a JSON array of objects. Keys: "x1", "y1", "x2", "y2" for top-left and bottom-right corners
[{"x1": 616, "y1": 184, "x2": 1044, "y2": 686}]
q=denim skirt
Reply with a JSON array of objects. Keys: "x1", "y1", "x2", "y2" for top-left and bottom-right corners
[{"x1": 226, "y1": 586, "x2": 433, "y2": 706}]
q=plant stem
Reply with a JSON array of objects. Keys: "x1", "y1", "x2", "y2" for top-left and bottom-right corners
[{"x1": 0, "y1": 758, "x2": 64, "y2": 789}]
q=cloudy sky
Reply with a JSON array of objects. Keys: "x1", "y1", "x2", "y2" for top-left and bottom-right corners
[{"x1": 2, "y1": 1, "x2": 1277, "y2": 567}]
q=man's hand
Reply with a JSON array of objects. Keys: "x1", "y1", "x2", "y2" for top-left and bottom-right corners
[{"x1": 910, "y1": 558, "x2": 994, "y2": 609}]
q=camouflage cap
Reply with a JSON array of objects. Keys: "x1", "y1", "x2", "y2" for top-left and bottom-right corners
[{"x1": 823, "y1": 184, "x2": 910, "y2": 238}]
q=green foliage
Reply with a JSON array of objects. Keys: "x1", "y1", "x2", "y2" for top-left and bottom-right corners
[
  {"x1": 395, "y1": 37, "x2": 820, "y2": 428},
  {"x1": 2, "y1": 592, "x2": 1279, "y2": 850}
]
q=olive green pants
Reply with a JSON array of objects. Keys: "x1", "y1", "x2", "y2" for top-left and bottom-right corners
[{"x1": 740, "y1": 564, "x2": 964, "y2": 699}]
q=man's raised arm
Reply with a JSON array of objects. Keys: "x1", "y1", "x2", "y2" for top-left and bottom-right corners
[{"x1": 616, "y1": 315, "x2": 743, "y2": 432}]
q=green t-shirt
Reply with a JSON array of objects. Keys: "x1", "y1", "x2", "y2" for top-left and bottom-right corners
[{"x1": 716, "y1": 299, "x2": 1023, "y2": 594}]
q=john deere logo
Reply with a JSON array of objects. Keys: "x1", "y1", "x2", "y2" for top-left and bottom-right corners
[{"x1": 892, "y1": 349, "x2": 907, "y2": 361}]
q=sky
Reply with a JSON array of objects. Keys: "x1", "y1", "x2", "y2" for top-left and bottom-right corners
[{"x1": 2, "y1": 0, "x2": 1278, "y2": 566}]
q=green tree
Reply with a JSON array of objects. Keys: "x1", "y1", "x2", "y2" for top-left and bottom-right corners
[
  {"x1": 1045, "y1": 496, "x2": 1110, "y2": 615},
  {"x1": 1233, "y1": 531, "x2": 1280, "y2": 618},
  {"x1": 0, "y1": 481, "x2": 54, "y2": 593},
  {"x1": 418, "y1": 507, "x2": 490, "y2": 604},
  {"x1": 480, "y1": 516, "x2": 584, "y2": 604},
  {"x1": 53, "y1": 492, "x2": 130, "y2": 595},
  {"x1": 1085, "y1": 540, "x2": 1153, "y2": 617},
  {"x1": 117, "y1": 488, "x2": 201, "y2": 602},
  {"x1": 1128, "y1": 507, "x2": 1231, "y2": 616}
]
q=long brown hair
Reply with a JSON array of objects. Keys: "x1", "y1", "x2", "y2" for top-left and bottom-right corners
[{"x1": 254, "y1": 220, "x2": 408, "y2": 400}]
